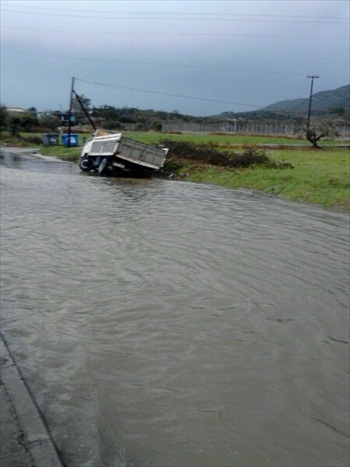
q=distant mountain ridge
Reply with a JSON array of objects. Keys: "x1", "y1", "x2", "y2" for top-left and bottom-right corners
[{"x1": 261, "y1": 85, "x2": 349, "y2": 113}]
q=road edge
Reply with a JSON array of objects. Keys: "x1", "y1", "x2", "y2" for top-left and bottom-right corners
[{"x1": 0, "y1": 333, "x2": 64, "y2": 466}]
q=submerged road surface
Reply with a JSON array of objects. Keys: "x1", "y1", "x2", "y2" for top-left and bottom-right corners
[{"x1": 1, "y1": 148, "x2": 349, "y2": 466}]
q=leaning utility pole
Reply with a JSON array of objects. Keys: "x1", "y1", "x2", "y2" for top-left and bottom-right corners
[{"x1": 306, "y1": 75, "x2": 319, "y2": 129}]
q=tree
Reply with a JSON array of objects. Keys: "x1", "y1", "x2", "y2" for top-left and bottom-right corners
[
  {"x1": 71, "y1": 94, "x2": 91, "y2": 123},
  {"x1": 21, "y1": 113, "x2": 39, "y2": 131},
  {"x1": 97, "y1": 105, "x2": 120, "y2": 122},
  {"x1": 0, "y1": 105, "x2": 9, "y2": 133},
  {"x1": 6, "y1": 111, "x2": 39, "y2": 135},
  {"x1": 8, "y1": 116, "x2": 21, "y2": 136},
  {"x1": 304, "y1": 126, "x2": 329, "y2": 148},
  {"x1": 39, "y1": 114, "x2": 61, "y2": 131}
]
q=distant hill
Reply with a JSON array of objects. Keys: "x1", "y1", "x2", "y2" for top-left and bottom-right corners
[{"x1": 261, "y1": 85, "x2": 350, "y2": 113}]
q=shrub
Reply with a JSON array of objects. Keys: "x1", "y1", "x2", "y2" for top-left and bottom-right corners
[
  {"x1": 161, "y1": 140, "x2": 293, "y2": 169},
  {"x1": 22, "y1": 135, "x2": 42, "y2": 145}
]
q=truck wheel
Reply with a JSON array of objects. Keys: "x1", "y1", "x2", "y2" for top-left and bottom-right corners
[
  {"x1": 98, "y1": 158, "x2": 109, "y2": 176},
  {"x1": 79, "y1": 156, "x2": 91, "y2": 172}
]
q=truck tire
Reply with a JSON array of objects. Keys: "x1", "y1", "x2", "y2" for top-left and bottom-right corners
[
  {"x1": 98, "y1": 157, "x2": 109, "y2": 176},
  {"x1": 79, "y1": 156, "x2": 91, "y2": 172}
]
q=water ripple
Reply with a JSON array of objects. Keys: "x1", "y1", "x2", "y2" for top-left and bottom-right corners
[{"x1": 1, "y1": 157, "x2": 349, "y2": 467}]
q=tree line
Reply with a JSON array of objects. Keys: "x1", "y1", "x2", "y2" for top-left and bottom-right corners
[{"x1": 1, "y1": 92, "x2": 349, "y2": 147}]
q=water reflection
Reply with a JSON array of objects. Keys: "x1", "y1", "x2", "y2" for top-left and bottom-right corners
[
  {"x1": 0, "y1": 148, "x2": 76, "y2": 174},
  {"x1": 0, "y1": 150, "x2": 23, "y2": 169}
]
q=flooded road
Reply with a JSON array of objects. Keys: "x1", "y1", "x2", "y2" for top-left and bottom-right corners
[{"x1": 1, "y1": 148, "x2": 349, "y2": 466}]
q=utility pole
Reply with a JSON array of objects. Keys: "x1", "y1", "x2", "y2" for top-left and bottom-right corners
[
  {"x1": 67, "y1": 77, "x2": 75, "y2": 147},
  {"x1": 306, "y1": 75, "x2": 319, "y2": 129}
]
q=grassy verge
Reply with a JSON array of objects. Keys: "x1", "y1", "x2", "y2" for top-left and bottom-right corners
[
  {"x1": 127, "y1": 134, "x2": 350, "y2": 210},
  {"x1": 1, "y1": 132, "x2": 349, "y2": 209},
  {"x1": 38, "y1": 145, "x2": 81, "y2": 161},
  {"x1": 184, "y1": 147, "x2": 349, "y2": 209},
  {"x1": 124, "y1": 132, "x2": 344, "y2": 146},
  {"x1": 0, "y1": 132, "x2": 83, "y2": 161}
]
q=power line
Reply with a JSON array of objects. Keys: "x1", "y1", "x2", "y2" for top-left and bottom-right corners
[
  {"x1": 2, "y1": 3, "x2": 348, "y2": 20},
  {"x1": 5, "y1": 48, "x2": 348, "y2": 78},
  {"x1": 0, "y1": 49, "x2": 304, "y2": 78},
  {"x1": 282, "y1": 49, "x2": 349, "y2": 73},
  {"x1": 2, "y1": 25, "x2": 347, "y2": 41},
  {"x1": 75, "y1": 78, "x2": 261, "y2": 109},
  {"x1": 2, "y1": 7, "x2": 348, "y2": 24}
]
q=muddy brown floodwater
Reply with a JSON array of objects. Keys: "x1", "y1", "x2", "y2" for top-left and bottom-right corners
[{"x1": 1, "y1": 148, "x2": 349, "y2": 466}]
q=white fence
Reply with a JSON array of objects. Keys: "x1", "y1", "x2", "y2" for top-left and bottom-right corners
[
  {"x1": 162, "y1": 122, "x2": 350, "y2": 137},
  {"x1": 162, "y1": 121, "x2": 295, "y2": 135}
]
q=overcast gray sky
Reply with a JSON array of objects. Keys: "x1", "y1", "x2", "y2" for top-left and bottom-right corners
[{"x1": 1, "y1": 0, "x2": 349, "y2": 116}]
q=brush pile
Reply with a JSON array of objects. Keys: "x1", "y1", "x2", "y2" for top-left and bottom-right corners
[{"x1": 161, "y1": 140, "x2": 292, "y2": 169}]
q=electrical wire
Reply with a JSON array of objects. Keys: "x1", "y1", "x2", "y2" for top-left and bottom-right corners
[
  {"x1": 2, "y1": 7, "x2": 348, "y2": 23},
  {"x1": 1, "y1": 25, "x2": 347, "y2": 41},
  {"x1": 1, "y1": 2, "x2": 347, "y2": 20},
  {"x1": 75, "y1": 77, "x2": 274, "y2": 109}
]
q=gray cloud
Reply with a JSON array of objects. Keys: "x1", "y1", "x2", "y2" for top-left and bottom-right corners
[{"x1": 1, "y1": 0, "x2": 349, "y2": 115}]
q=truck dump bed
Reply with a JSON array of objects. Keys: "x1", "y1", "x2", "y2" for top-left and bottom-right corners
[
  {"x1": 117, "y1": 137, "x2": 166, "y2": 169},
  {"x1": 88, "y1": 133, "x2": 121, "y2": 156},
  {"x1": 84, "y1": 133, "x2": 166, "y2": 170}
]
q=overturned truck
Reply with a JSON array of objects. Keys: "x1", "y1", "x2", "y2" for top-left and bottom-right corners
[{"x1": 79, "y1": 131, "x2": 168, "y2": 178}]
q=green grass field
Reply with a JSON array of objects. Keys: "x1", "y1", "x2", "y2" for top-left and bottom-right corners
[
  {"x1": 186, "y1": 147, "x2": 349, "y2": 208},
  {"x1": 128, "y1": 133, "x2": 349, "y2": 209},
  {"x1": 1, "y1": 131, "x2": 349, "y2": 209},
  {"x1": 123, "y1": 131, "x2": 348, "y2": 146}
]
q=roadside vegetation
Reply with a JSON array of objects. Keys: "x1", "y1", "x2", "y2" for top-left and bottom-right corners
[
  {"x1": 1, "y1": 130, "x2": 349, "y2": 210},
  {"x1": 182, "y1": 147, "x2": 349, "y2": 209},
  {"x1": 155, "y1": 138, "x2": 349, "y2": 209}
]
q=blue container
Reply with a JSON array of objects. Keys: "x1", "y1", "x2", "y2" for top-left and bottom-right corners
[{"x1": 62, "y1": 133, "x2": 79, "y2": 147}]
